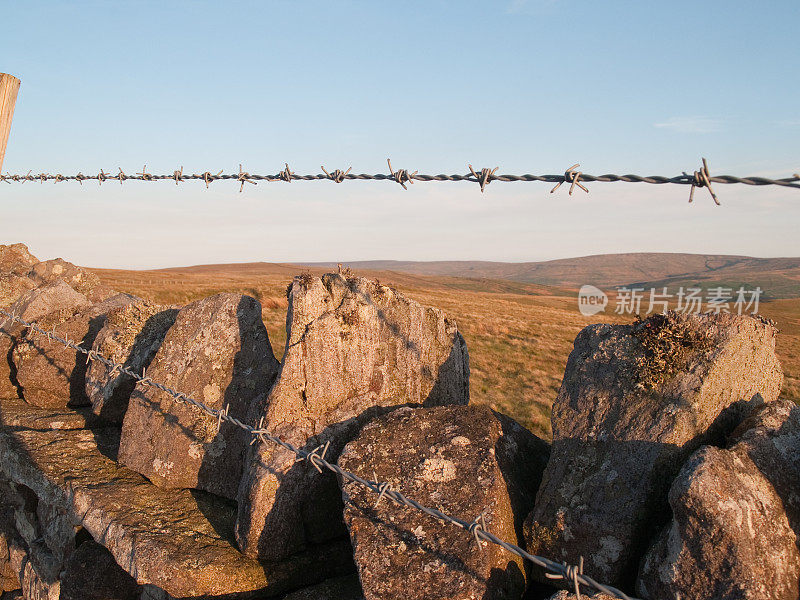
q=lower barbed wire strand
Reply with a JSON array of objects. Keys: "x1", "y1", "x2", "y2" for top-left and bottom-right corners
[{"x1": 0, "y1": 307, "x2": 638, "y2": 600}]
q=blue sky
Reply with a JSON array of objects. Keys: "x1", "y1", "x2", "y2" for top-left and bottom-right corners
[{"x1": 0, "y1": 0, "x2": 798, "y2": 268}]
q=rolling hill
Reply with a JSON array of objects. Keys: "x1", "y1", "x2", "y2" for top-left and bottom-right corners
[{"x1": 301, "y1": 253, "x2": 800, "y2": 298}]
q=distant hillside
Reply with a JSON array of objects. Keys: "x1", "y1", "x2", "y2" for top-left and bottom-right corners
[{"x1": 301, "y1": 253, "x2": 800, "y2": 298}]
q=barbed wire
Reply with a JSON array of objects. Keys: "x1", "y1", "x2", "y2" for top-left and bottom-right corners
[
  {"x1": 1, "y1": 159, "x2": 799, "y2": 204},
  {"x1": 0, "y1": 306, "x2": 638, "y2": 600}
]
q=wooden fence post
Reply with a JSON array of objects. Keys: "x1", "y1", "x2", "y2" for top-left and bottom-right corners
[{"x1": 0, "y1": 73, "x2": 21, "y2": 174}]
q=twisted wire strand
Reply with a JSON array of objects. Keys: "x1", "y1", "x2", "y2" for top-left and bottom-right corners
[
  {"x1": 1, "y1": 169, "x2": 798, "y2": 188},
  {"x1": 0, "y1": 307, "x2": 638, "y2": 600}
]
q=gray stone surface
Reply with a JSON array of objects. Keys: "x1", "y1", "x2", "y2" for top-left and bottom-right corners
[
  {"x1": 118, "y1": 293, "x2": 280, "y2": 499},
  {"x1": 13, "y1": 294, "x2": 138, "y2": 408},
  {"x1": 86, "y1": 301, "x2": 178, "y2": 424},
  {"x1": 339, "y1": 405, "x2": 549, "y2": 600},
  {"x1": 25, "y1": 258, "x2": 114, "y2": 303},
  {"x1": 637, "y1": 445, "x2": 800, "y2": 600},
  {"x1": 525, "y1": 311, "x2": 783, "y2": 587},
  {"x1": 0, "y1": 397, "x2": 355, "y2": 598},
  {"x1": 237, "y1": 274, "x2": 470, "y2": 561},
  {"x1": 728, "y1": 398, "x2": 800, "y2": 536},
  {"x1": 0, "y1": 280, "x2": 91, "y2": 398}
]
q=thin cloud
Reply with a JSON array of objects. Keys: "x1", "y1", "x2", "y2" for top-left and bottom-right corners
[
  {"x1": 774, "y1": 119, "x2": 800, "y2": 127},
  {"x1": 653, "y1": 116, "x2": 723, "y2": 134}
]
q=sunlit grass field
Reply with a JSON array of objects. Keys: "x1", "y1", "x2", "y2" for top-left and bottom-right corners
[{"x1": 93, "y1": 264, "x2": 800, "y2": 441}]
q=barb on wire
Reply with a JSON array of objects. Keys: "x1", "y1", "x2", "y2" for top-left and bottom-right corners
[
  {"x1": 0, "y1": 306, "x2": 638, "y2": 600},
  {"x1": 551, "y1": 164, "x2": 588, "y2": 195},
  {"x1": 546, "y1": 556, "x2": 586, "y2": 599},
  {"x1": 387, "y1": 159, "x2": 415, "y2": 190},
  {"x1": 468, "y1": 164, "x2": 498, "y2": 193},
  {"x1": 201, "y1": 170, "x2": 222, "y2": 189},
  {"x1": 238, "y1": 164, "x2": 256, "y2": 192},
  {"x1": 686, "y1": 158, "x2": 719, "y2": 205},
  {"x1": 321, "y1": 165, "x2": 351, "y2": 183},
  {"x1": 136, "y1": 165, "x2": 153, "y2": 182},
  {"x1": 279, "y1": 163, "x2": 294, "y2": 183},
  {"x1": 173, "y1": 167, "x2": 184, "y2": 185}
]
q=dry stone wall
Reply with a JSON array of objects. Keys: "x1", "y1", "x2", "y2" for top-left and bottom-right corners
[{"x1": 1, "y1": 243, "x2": 799, "y2": 600}]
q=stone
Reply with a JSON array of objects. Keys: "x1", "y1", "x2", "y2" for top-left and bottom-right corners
[
  {"x1": 0, "y1": 478, "x2": 22, "y2": 593},
  {"x1": 637, "y1": 445, "x2": 800, "y2": 600},
  {"x1": 0, "y1": 243, "x2": 39, "y2": 310},
  {"x1": 525, "y1": 311, "x2": 783, "y2": 587},
  {"x1": 59, "y1": 541, "x2": 140, "y2": 600},
  {"x1": 0, "y1": 243, "x2": 38, "y2": 276},
  {"x1": 25, "y1": 258, "x2": 114, "y2": 303},
  {"x1": 119, "y1": 293, "x2": 280, "y2": 499},
  {"x1": 0, "y1": 280, "x2": 91, "y2": 398},
  {"x1": 86, "y1": 301, "x2": 178, "y2": 424},
  {"x1": 0, "y1": 396, "x2": 100, "y2": 430},
  {"x1": 728, "y1": 399, "x2": 800, "y2": 536},
  {"x1": 0, "y1": 275, "x2": 34, "y2": 310},
  {"x1": 339, "y1": 405, "x2": 549, "y2": 600},
  {"x1": 0, "y1": 397, "x2": 356, "y2": 598},
  {"x1": 13, "y1": 294, "x2": 138, "y2": 408},
  {"x1": 19, "y1": 555, "x2": 60, "y2": 600},
  {"x1": 236, "y1": 274, "x2": 470, "y2": 560},
  {"x1": 282, "y1": 575, "x2": 364, "y2": 600}
]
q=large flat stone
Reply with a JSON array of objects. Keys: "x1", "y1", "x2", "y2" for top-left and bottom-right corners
[{"x1": 0, "y1": 398, "x2": 353, "y2": 598}]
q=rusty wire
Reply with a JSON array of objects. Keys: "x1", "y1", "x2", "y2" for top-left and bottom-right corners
[
  {"x1": 0, "y1": 307, "x2": 638, "y2": 600},
  {"x1": 1, "y1": 159, "x2": 799, "y2": 205}
]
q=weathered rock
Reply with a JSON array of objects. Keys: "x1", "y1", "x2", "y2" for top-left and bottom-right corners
[
  {"x1": 25, "y1": 258, "x2": 114, "y2": 303},
  {"x1": 637, "y1": 445, "x2": 800, "y2": 600},
  {"x1": 19, "y1": 554, "x2": 60, "y2": 600},
  {"x1": 119, "y1": 293, "x2": 280, "y2": 499},
  {"x1": 59, "y1": 541, "x2": 140, "y2": 600},
  {"x1": 0, "y1": 243, "x2": 39, "y2": 309},
  {"x1": 0, "y1": 397, "x2": 356, "y2": 598},
  {"x1": 525, "y1": 311, "x2": 783, "y2": 587},
  {"x1": 0, "y1": 478, "x2": 22, "y2": 593},
  {"x1": 0, "y1": 275, "x2": 35, "y2": 310},
  {"x1": 237, "y1": 274, "x2": 470, "y2": 560},
  {"x1": 0, "y1": 396, "x2": 100, "y2": 430},
  {"x1": 0, "y1": 280, "x2": 91, "y2": 398},
  {"x1": 0, "y1": 244, "x2": 38, "y2": 276},
  {"x1": 728, "y1": 399, "x2": 800, "y2": 536},
  {"x1": 339, "y1": 405, "x2": 548, "y2": 600},
  {"x1": 282, "y1": 575, "x2": 364, "y2": 600},
  {"x1": 13, "y1": 293, "x2": 138, "y2": 408},
  {"x1": 86, "y1": 301, "x2": 178, "y2": 424}
]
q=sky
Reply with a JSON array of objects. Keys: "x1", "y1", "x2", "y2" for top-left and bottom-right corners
[{"x1": 0, "y1": 0, "x2": 798, "y2": 269}]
